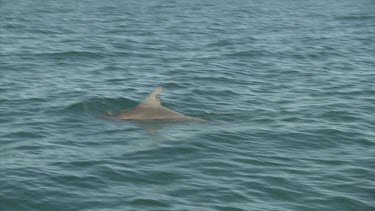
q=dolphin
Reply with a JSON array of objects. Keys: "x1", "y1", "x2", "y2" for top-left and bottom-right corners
[{"x1": 110, "y1": 87, "x2": 204, "y2": 121}]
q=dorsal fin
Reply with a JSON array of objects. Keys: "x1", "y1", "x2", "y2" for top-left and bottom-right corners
[{"x1": 138, "y1": 87, "x2": 163, "y2": 107}]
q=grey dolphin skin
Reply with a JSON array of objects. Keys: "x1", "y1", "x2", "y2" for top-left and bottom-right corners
[{"x1": 111, "y1": 87, "x2": 204, "y2": 121}]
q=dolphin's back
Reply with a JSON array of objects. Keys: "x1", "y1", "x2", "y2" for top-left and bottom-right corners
[{"x1": 111, "y1": 87, "x2": 204, "y2": 121}]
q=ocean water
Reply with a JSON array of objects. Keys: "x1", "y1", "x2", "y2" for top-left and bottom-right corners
[{"x1": 1, "y1": 0, "x2": 374, "y2": 210}]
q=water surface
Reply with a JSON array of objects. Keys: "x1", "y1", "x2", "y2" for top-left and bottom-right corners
[{"x1": 1, "y1": 0, "x2": 374, "y2": 210}]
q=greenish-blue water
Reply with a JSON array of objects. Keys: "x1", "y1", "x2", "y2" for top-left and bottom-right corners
[{"x1": 1, "y1": 0, "x2": 375, "y2": 210}]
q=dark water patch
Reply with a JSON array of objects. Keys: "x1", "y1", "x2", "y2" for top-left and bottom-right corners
[
  {"x1": 320, "y1": 111, "x2": 366, "y2": 124},
  {"x1": 61, "y1": 97, "x2": 137, "y2": 116},
  {"x1": 125, "y1": 145, "x2": 199, "y2": 163},
  {"x1": 142, "y1": 170, "x2": 187, "y2": 185},
  {"x1": 339, "y1": 166, "x2": 375, "y2": 179},
  {"x1": 50, "y1": 174, "x2": 105, "y2": 190},
  {"x1": 225, "y1": 49, "x2": 273, "y2": 58},
  {"x1": 324, "y1": 195, "x2": 373, "y2": 211},
  {"x1": 0, "y1": 97, "x2": 48, "y2": 105},
  {"x1": 206, "y1": 38, "x2": 236, "y2": 47},
  {"x1": 34, "y1": 51, "x2": 105, "y2": 60},
  {"x1": 1, "y1": 130, "x2": 47, "y2": 139},
  {"x1": 128, "y1": 198, "x2": 171, "y2": 208},
  {"x1": 335, "y1": 15, "x2": 375, "y2": 21},
  {"x1": 302, "y1": 157, "x2": 351, "y2": 169},
  {"x1": 51, "y1": 160, "x2": 108, "y2": 169},
  {"x1": 26, "y1": 27, "x2": 66, "y2": 35},
  {"x1": 289, "y1": 50, "x2": 342, "y2": 61},
  {"x1": 105, "y1": 77, "x2": 132, "y2": 83},
  {"x1": 94, "y1": 164, "x2": 147, "y2": 185},
  {"x1": 213, "y1": 205, "x2": 247, "y2": 211}
]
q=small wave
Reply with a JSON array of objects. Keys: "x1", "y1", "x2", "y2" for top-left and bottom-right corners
[
  {"x1": 206, "y1": 36, "x2": 257, "y2": 48},
  {"x1": 206, "y1": 39, "x2": 235, "y2": 47},
  {"x1": 35, "y1": 51, "x2": 104, "y2": 59},
  {"x1": 2, "y1": 131, "x2": 46, "y2": 139},
  {"x1": 225, "y1": 49, "x2": 272, "y2": 58},
  {"x1": 335, "y1": 15, "x2": 375, "y2": 21},
  {"x1": 128, "y1": 198, "x2": 171, "y2": 208},
  {"x1": 62, "y1": 97, "x2": 137, "y2": 116}
]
